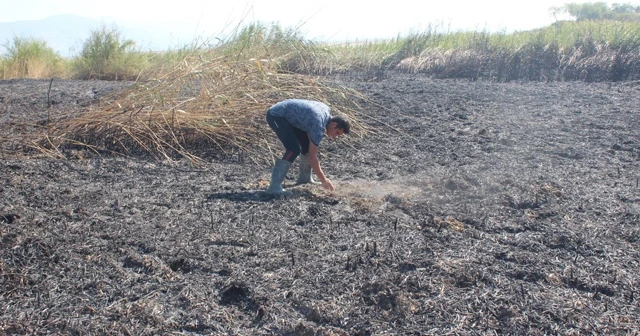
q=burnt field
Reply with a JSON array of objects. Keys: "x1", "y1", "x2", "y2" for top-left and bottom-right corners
[{"x1": 1, "y1": 73, "x2": 639, "y2": 335}]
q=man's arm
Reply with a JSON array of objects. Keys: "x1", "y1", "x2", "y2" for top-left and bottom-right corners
[{"x1": 308, "y1": 142, "x2": 335, "y2": 191}]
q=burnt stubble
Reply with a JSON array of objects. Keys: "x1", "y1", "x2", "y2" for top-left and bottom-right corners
[{"x1": 1, "y1": 73, "x2": 639, "y2": 334}]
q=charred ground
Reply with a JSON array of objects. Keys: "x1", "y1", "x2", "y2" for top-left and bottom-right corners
[{"x1": 1, "y1": 73, "x2": 639, "y2": 335}]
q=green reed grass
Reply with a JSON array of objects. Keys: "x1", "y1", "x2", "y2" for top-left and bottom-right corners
[
  {"x1": 324, "y1": 20, "x2": 640, "y2": 59},
  {"x1": 322, "y1": 20, "x2": 640, "y2": 81},
  {"x1": 0, "y1": 37, "x2": 67, "y2": 79},
  {"x1": 71, "y1": 25, "x2": 148, "y2": 80}
]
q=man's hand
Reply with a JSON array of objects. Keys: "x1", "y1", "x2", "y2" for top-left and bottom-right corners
[{"x1": 321, "y1": 178, "x2": 335, "y2": 191}]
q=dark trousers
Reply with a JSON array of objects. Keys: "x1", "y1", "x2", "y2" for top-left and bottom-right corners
[{"x1": 266, "y1": 111, "x2": 309, "y2": 163}]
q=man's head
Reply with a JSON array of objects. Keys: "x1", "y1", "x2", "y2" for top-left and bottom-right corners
[{"x1": 326, "y1": 115, "x2": 350, "y2": 138}]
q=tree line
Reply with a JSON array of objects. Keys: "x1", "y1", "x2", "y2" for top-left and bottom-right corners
[{"x1": 552, "y1": 2, "x2": 640, "y2": 21}]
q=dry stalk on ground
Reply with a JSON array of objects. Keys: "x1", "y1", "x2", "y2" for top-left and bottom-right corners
[{"x1": 34, "y1": 56, "x2": 369, "y2": 163}]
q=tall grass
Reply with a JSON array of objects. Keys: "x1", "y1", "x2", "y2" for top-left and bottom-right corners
[
  {"x1": 334, "y1": 20, "x2": 640, "y2": 81},
  {"x1": 3, "y1": 20, "x2": 639, "y2": 82},
  {"x1": 72, "y1": 25, "x2": 148, "y2": 80},
  {"x1": 216, "y1": 22, "x2": 334, "y2": 74},
  {"x1": 0, "y1": 37, "x2": 66, "y2": 79}
]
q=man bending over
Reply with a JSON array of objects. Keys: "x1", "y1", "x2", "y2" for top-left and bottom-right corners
[{"x1": 265, "y1": 99, "x2": 350, "y2": 196}]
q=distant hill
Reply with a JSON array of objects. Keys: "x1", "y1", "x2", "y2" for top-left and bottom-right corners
[{"x1": 0, "y1": 14, "x2": 197, "y2": 58}]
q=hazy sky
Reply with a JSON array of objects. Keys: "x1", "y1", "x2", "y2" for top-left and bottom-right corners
[{"x1": 0, "y1": 0, "x2": 627, "y2": 41}]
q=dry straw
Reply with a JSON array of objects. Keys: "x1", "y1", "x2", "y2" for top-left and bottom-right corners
[{"x1": 36, "y1": 54, "x2": 370, "y2": 164}]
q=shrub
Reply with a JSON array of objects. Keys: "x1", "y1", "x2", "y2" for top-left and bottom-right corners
[
  {"x1": 72, "y1": 25, "x2": 147, "y2": 80},
  {"x1": 0, "y1": 37, "x2": 66, "y2": 79}
]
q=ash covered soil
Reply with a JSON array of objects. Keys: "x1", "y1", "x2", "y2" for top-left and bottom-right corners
[{"x1": 1, "y1": 74, "x2": 639, "y2": 335}]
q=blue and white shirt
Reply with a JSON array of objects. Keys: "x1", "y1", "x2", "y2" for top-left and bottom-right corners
[{"x1": 268, "y1": 99, "x2": 332, "y2": 146}]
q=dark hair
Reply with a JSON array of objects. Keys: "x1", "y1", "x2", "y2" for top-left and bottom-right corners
[{"x1": 330, "y1": 115, "x2": 350, "y2": 134}]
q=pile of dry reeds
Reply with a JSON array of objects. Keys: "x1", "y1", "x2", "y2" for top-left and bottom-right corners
[{"x1": 37, "y1": 55, "x2": 369, "y2": 164}]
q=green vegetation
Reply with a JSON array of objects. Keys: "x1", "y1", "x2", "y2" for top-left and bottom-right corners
[
  {"x1": 0, "y1": 37, "x2": 66, "y2": 79},
  {"x1": 375, "y1": 19, "x2": 640, "y2": 81},
  {"x1": 2, "y1": 3, "x2": 639, "y2": 82},
  {"x1": 72, "y1": 25, "x2": 148, "y2": 80}
]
